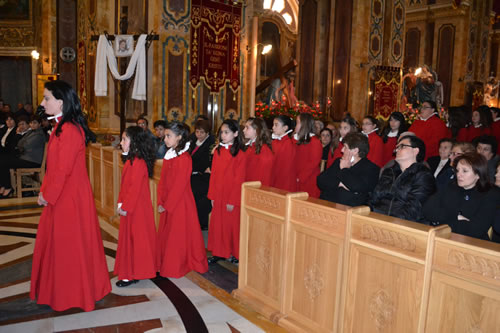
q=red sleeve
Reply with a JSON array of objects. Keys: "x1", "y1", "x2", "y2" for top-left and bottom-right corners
[
  {"x1": 163, "y1": 154, "x2": 192, "y2": 213},
  {"x1": 226, "y1": 151, "x2": 246, "y2": 206},
  {"x1": 456, "y1": 127, "x2": 467, "y2": 142},
  {"x1": 120, "y1": 159, "x2": 147, "y2": 212},
  {"x1": 296, "y1": 137, "x2": 322, "y2": 183},
  {"x1": 367, "y1": 134, "x2": 384, "y2": 167},
  {"x1": 42, "y1": 124, "x2": 83, "y2": 205},
  {"x1": 259, "y1": 145, "x2": 274, "y2": 186},
  {"x1": 207, "y1": 150, "x2": 221, "y2": 200}
]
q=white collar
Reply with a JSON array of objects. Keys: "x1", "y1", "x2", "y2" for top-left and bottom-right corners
[
  {"x1": 293, "y1": 133, "x2": 315, "y2": 140},
  {"x1": 219, "y1": 142, "x2": 232, "y2": 149},
  {"x1": 19, "y1": 128, "x2": 31, "y2": 135},
  {"x1": 495, "y1": 117, "x2": 500, "y2": 122},
  {"x1": 272, "y1": 129, "x2": 293, "y2": 140},
  {"x1": 164, "y1": 141, "x2": 191, "y2": 160},
  {"x1": 339, "y1": 136, "x2": 343, "y2": 142},
  {"x1": 196, "y1": 135, "x2": 209, "y2": 147},
  {"x1": 245, "y1": 138, "x2": 256, "y2": 146},
  {"x1": 419, "y1": 112, "x2": 437, "y2": 121},
  {"x1": 122, "y1": 151, "x2": 129, "y2": 156},
  {"x1": 362, "y1": 128, "x2": 378, "y2": 136},
  {"x1": 473, "y1": 123, "x2": 482, "y2": 128},
  {"x1": 47, "y1": 113, "x2": 63, "y2": 123},
  {"x1": 387, "y1": 130, "x2": 398, "y2": 137}
]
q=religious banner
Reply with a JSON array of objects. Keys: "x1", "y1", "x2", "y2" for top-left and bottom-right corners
[
  {"x1": 189, "y1": 0, "x2": 242, "y2": 93},
  {"x1": 472, "y1": 87, "x2": 484, "y2": 111},
  {"x1": 373, "y1": 66, "x2": 400, "y2": 121}
]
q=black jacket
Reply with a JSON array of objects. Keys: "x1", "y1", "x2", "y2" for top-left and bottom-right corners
[
  {"x1": 427, "y1": 155, "x2": 452, "y2": 191},
  {"x1": 190, "y1": 135, "x2": 215, "y2": 196},
  {"x1": 424, "y1": 184, "x2": 499, "y2": 241},
  {"x1": 370, "y1": 162, "x2": 436, "y2": 223},
  {"x1": 318, "y1": 157, "x2": 379, "y2": 207}
]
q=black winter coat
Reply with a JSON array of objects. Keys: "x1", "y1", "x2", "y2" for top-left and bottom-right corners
[{"x1": 370, "y1": 162, "x2": 436, "y2": 223}]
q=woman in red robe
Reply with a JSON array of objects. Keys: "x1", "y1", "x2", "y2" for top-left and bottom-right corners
[
  {"x1": 207, "y1": 119, "x2": 246, "y2": 264},
  {"x1": 362, "y1": 116, "x2": 384, "y2": 167},
  {"x1": 380, "y1": 112, "x2": 407, "y2": 166},
  {"x1": 30, "y1": 80, "x2": 111, "y2": 312},
  {"x1": 271, "y1": 115, "x2": 296, "y2": 192},
  {"x1": 293, "y1": 113, "x2": 322, "y2": 198},
  {"x1": 327, "y1": 115, "x2": 359, "y2": 168},
  {"x1": 457, "y1": 108, "x2": 492, "y2": 142},
  {"x1": 157, "y1": 122, "x2": 208, "y2": 278},
  {"x1": 243, "y1": 117, "x2": 274, "y2": 186},
  {"x1": 114, "y1": 126, "x2": 157, "y2": 287}
]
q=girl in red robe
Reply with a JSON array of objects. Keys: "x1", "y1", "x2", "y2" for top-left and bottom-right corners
[
  {"x1": 380, "y1": 112, "x2": 407, "y2": 166},
  {"x1": 207, "y1": 119, "x2": 246, "y2": 264},
  {"x1": 293, "y1": 113, "x2": 322, "y2": 198},
  {"x1": 243, "y1": 117, "x2": 274, "y2": 186},
  {"x1": 327, "y1": 115, "x2": 358, "y2": 168},
  {"x1": 457, "y1": 108, "x2": 492, "y2": 142},
  {"x1": 271, "y1": 115, "x2": 296, "y2": 192},
  {"x1": 361, "y1": 116, "x2": 384, "y2": 167},
  {"x1": 30, "y1": 80, "x2": 111, "y2": 312},
  {"x1": 157, "y1": 122, "x2": 208, "y2": 278},
  {"x1": 114, "y1": 126, "x2": 157, "y2": 287}
]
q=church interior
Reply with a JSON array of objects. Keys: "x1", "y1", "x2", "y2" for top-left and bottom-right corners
[{"x1": 1, "y1": 0, "x2": 500, "y2": 332}]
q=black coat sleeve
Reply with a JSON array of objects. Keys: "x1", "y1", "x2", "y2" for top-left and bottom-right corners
[{"x1": 317, "y1": 159, "x2": 341, "y2": 192}]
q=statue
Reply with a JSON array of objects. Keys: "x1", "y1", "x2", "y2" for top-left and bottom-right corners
[
  {"x1": 483, "y1": 76, "x2": 499, "y2": 107},
  {"x1": 414, "y1": 65, "x2": 437, "y2": 105}
]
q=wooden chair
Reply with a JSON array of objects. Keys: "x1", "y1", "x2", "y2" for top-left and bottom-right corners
[{"x1": 10, "y1": 143, "x2": 48, "y2": 198}]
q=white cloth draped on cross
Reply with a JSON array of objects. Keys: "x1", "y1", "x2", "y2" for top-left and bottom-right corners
[{"x1": 94, "y1": 34, "x2": 147, "y2": 101}]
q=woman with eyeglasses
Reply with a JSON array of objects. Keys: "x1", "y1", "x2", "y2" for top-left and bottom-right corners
[
  {"x1": 424, "y1": 153, "x2": 498, "y2": 241},
  {"x1": 370, "y1": 135, "x2": 436, "y2": 223},
  {"x1": 437, "y1": 141, "x2": 475, "y2": 190}
]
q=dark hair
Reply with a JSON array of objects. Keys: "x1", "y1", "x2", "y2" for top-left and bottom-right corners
[
  {"x1": 216, "y1": 119, "x2": 243, "y2": 157},
  {"x1": 30, "y1": 115, "x2": 42, "y2": 123},
  {"x1": 343, "y1": 132, "x2": 370, "y2": 158},
  {"x1": 473, "y1": 135, "x2": 498, "y2": 155},
  {"x1": 194, "y1": 119, "x2": 211, "y2": 134},
  {"x1": 402, "y1": 135, "x2": 426, "y2": 163},
  {"x1": 136, "y1": 115, "x2": 148, "y2": 127},
  {"x1": 475, "y1": 105, "x2": 493, "y2": 127},
  {"x1": 340, "y1": 115, "x2": 359, "y2": 134},
  {"x1": 320, "y1": 127, "x2": 333, "y2": 143},
  {"x1": 454, "y1": 152, "x2": 491, "y2": 192},
  {"x1": 196, "y1": 114, "x2": 209, "y2": 121},
  {"x1": 447, "y1": 106, "x2": 469, "y2": 138},
  {"x1": 16, "y1": 115, "x2": 29, "y2": 125},
  {"x1": 423, "y1": 100, "x2": 437, "y2": 111},
  {"x1": 274, "y1": 115, "x2": 294, "y2": 134},
  {"x1": 296, "y1": 113, "x2": 315, "y2": 145},
  {"x1": 491, "y1": 107, "x2": 500, "y2": 118},
  {"x1": 153, "y1": 119, "x2": 167, "y2": 128},
  {"x1": 381, "y1": 112, "x2": 408, "y2": 143},
  {"x1": 122, "y1": 126, "x2": 157, "y2": 177},
  {"x1": 165, "y1": 121, "x2": 190, "y2": 154},
  {"x1": 4, "y1": 112, "x2": 15, "y2": 122},
  {"x1": 45, "y1": 80, "x2": 95, "y2": 145},
  {"x1": 244, "y1": 117, "x2": 272, "y2": 154},
  {"x1": 439, "y1": 137, "x2": 454, "y2": 146},
  {"x1": 363, "y1": 115, "x2": 379, "y2": 133}
]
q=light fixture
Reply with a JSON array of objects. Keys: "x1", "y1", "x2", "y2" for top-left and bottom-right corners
[
  {"x1": 415, "y1": 67, "x2": 422, "y2": 75},
  {"x1": 336, "y1": 79, "x2": 341, "y2": 84},
  {"x1": 31, "y1": 50, "x2": 40, "y2": 60},
  {"x1": 261, "y1": 44, "x2": 272, "y2": 55}
]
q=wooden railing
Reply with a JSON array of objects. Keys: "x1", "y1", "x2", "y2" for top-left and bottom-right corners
[{"x1": 235, "y1": 182, "x2": 500, "y2": 333}]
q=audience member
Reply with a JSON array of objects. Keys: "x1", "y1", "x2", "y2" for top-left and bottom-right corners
[
  {"x1": 427, "y1": 138, "x2": 454, "y2": 189},
  {"x1": 474, "y1": 135, "x2": 499, "y2": 182},
  {"x1": 153, "y1": 119, "x2": 168, "y2": 159}
]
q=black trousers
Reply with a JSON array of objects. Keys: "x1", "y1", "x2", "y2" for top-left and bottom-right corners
[
  {"x1": 0, "y1": 157, "x2": 40, "y2": 188},
  {"x1": 191, "y1": 173, "x2": 212, "y2": 229}
]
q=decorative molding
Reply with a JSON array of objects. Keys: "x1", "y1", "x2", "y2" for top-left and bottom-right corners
[
  {"x1": 447, "y1": 250, "x2": 500, "y2": 281},
  {"x1": 248, "y1": 191, "x2": 282, "y2": 212},
  {"x1": 370, "y1": 289, "x2": 395, "y2": 332},
  {"x1": 256, "y1": 245, "x2": 271, "y2": 273},
  {"x1": 296, "y1": 206, "x2": 343, "y2": 229},
  {"x1": 390, "y1": 0, "x2": 405, "y2": 66},
  {"x1": 369, "y1": 0, "x2": 384, "y2": 64},
  {"x1": 304, "y1": 264, "x2": 324, "y2": 300},
  {"x1": 0, "y1": 27, "x2": 34, "y2": 47},
  {"x1": 361, "y1": 224, "x2": 416, "y2": 252}
]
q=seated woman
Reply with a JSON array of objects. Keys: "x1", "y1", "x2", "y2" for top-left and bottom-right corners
[
  {"x1": 0, "y1": 115, "x2": 46, "y2": 197},
  {"x1": 317, "y1": 132, "x2": 380, "y2": 206},
  {"x1": 424, "y1": 153, "x2": 498, "y2": 241},
  {"x1": 189, "y1": 119, "x2": 215, "y2": 230},
  {"x1": 0, "y1": 113, "x2": 18, "y2": 155},
  {"x1": 438, "y1": 141, "x2": 476, "y2": 189},
  {"x1": 370, "y1": 135, "x2": 436, "y2": 223}
]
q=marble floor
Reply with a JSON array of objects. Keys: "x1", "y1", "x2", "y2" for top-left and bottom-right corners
[{"x1": 0, "y1": 199, "x2": 285, "y2": 333}]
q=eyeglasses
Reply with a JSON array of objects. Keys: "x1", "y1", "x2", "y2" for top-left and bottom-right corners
[
  {"x1": 395, "y1": 144, "x2": 413, "y2": 151},
  {"x1": 450, "y1": 152, "x2": 462, "y2": 156}
]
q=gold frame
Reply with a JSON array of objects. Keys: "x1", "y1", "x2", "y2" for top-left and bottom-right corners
[{"x1": 0, "y1": 0, "x2": 33, "y2": 26}]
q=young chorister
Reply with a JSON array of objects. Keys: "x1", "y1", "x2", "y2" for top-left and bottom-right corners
[
  {"x1": 361, "y1": 115, "x2": 384, "y2": 167},
  {"x1": 380, "y1": 112, "x2": 407, "y2": 166},
  {"x1": 207, "y1": 119, "x2": 246, "y2": 265},
  {"x1": 243, "y1": 117, "x2": 274, "y2": 186},
  {"x1": 327, "y1": 115, "x2": 358, "y2": 168},
  {"x1": 157, "y1": 121, "x2": 208, "y2": 278},
  {"x1": 271, "y1": 115, "x2": 296, "y2": 192},
  {"x1": 293, "y1": 113, "x2": 323, "y2": 198},
  {"x1": 114, "y1": 126, "x2": 157, "y2": 287}
]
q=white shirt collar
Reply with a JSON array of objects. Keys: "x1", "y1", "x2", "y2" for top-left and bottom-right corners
[
  {"x1": 387, "y1": 130, "x2": 398, "y2": 137},
  {"x1": 245, "y1": 138, "x2": 256, "y2": 146},
  {"x1": 272, "y1": 129, "x2": 293, "y2": 140},
  {"x1": 419, "y1": 112, "x2": 437, "y2": 121},
  {"x1": 196, "y1": 135, "x2": 209, "y2": 147},
  {"x1": 122, "y1": 151, "x2": 129, "y2": 156},
  {"x1": 473, "y1": 123, "x2": 482, "y2": 128},
  {"x1": 293, "y1": 133, "x2": 315, "y2": 140},
  {"x1": 219, "y1": 142, "x2": 232, "y2": 149},
  {"x1": 164, "y1": 141, "x2": 191, "y2": 160},
  {"x1": 495, "y1": 117, "x2": 500, "y2": 122},
  {"x1": 47, "y1": 113, "x2": 63, "y2": 123},
  {"x1": 362, "y1": 128, "x2": 378, "y2": 136}
]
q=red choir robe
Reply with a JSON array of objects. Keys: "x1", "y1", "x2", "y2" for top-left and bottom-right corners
[
  {"x1": 157, "y1": 148, "x2": 208, "y2": 278},
  {"x1": 294, "y1": 135, "x2": 322, "y2": 198},
  {"x1": 492, "y1": 119, "x2": 500, "y2": 154},
  {"x1": 207, "y1": 145, "x2": 246, "y2": 259},
  {"x1": 382, "y1": 136, "x2": 398, "y2": 166},
  {"x1": 30, "y1": 123, "x2": 111, "y2": 312},
  {"x1": 456, "y1": 127, "x2": 468, "y2": 142},
  {"x1": 408, "y1": 115, "x2": 449, "y2": 160},
  {"x1": 327, "y1": 141, "x2": 343, "y2": 168},
  {"x1": 464, "y1": 125, "x2": 492, "y2": 142},
  {"x1": 114, "y1": 158, "x2": 157, "y2": 281},
  {"x1": 245, "y1": 143, "x2": 274, "y2": 186},
  {"x1": 366, "y1": 132, "x2": 384, "y2": 167},
  {"x1": 271, "y1": 135, "x2": 296, "y2": 192}
]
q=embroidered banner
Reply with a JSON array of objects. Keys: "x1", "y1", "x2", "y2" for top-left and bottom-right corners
[
  {"x1": 189, "y1": 0, "x2": 242, "y2": 93},
  {"x1": 374, "y1": 67, "x2": 400, "y2": 120}
]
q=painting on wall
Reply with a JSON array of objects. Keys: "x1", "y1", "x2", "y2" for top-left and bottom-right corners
[{"x1": 0, "y1": 0, "x2": 31, "y2": 22}]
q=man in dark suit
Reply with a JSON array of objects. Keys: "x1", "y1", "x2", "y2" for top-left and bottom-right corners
[{"x1": 427, "y1": 138, "x2": 454, "y2": 190}]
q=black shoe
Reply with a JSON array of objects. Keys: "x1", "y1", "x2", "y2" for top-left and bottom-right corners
[
  {"x1": 201, "y1": 226, "x2": 208, "y2": 231},
  {"x1": 116, "y1": 279, "x2": 138, "y2": 287},
  {"x1": 208, "y1": 256, "x2": 224, "y2": 265},
  {"x1": 228, "y1": 256, "x2": 239, "y2": 264}
]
